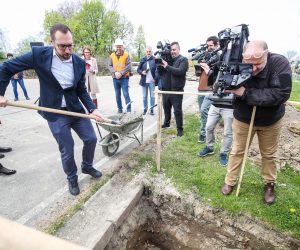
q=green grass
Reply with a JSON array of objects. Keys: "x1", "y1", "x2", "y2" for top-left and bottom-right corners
[
  {"x1": 147, "y1": 113, "x2": 300, "y2": 239},
  {"x1": 46, "y1": 172, "x2": 114, "y2": 235},
  {"x1": 112, "y1": 79, "x2": 299, "y2": 239},
  {"x1": 291, "y1": 77, "x2": 300, "y2": 110},
  {"x1": 291, "y1": 79, "x2": 300, "y2": 97}
]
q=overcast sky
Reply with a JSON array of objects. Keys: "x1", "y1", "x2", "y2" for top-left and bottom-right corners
[{"x1": 1, "y1": 0, "x2": 300, "y2": 56}]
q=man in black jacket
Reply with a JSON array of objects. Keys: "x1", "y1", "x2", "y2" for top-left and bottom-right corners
[
  {"x1": 137, "y1": 46, "x2": 157, "y2": 115},
  {"x1": 159, "y1": 41, "x2": 189, "y2": 137},
  {"x1": 220, "y1": 40, "x2": 292, "y2": 205}
]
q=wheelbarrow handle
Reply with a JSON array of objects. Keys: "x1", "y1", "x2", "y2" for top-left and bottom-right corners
[{"x1": 6, "y1": 101, "x2": 118, "y2": 124}]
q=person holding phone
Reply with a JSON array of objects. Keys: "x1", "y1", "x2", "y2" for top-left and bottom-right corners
[{"x1": 137, "y1": 46, "x2": 156, "y2": 115}]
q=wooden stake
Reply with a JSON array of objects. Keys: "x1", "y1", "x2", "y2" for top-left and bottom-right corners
[
  {"x1": 236, "y1": 106, "x2": 257, "y2": 197},
  {"x1": 156, "y1": 93, "x2": 163, "y2": 172}
]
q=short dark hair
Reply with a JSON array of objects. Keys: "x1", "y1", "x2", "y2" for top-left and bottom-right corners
[
  {"x1": 50, "y1": 23, "x2": 71, "y2": 41},
  {"x1": 206, "y1": 36, "x2": 219, "y2": 46},
  {"x1": 6, "y1": 53, "x2": 13, "y2": 57},
  {"x1": 170, "y1": 41, "x2": 180, "y2": 50}
]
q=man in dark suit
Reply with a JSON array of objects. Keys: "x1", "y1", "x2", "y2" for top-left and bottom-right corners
[{"x1": 0, "y1": 23, "x2": 104, "y2": 195}]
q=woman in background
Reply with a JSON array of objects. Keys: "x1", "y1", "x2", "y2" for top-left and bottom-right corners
[{"x1": 82, "y1": 47, "x2": 100, "y2": 108}]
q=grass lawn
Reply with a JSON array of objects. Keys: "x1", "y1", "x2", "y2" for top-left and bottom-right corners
[
  {"x1": 152, "y1": 113, "x2": 300, "y2": 239},
  {"x1": 132, "y1": 77, "x2": 300, "y2": 239},
  {"x1": 291, "y1": 75, "x2": 300, "y2": 110},
  {"x1": 134, "y1": 109, "x2": 300, "y2": 239}
]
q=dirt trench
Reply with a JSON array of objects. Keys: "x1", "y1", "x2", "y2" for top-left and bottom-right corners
[
  {"x1": 104, "y1": 104, "x2": 300, "y2": 250},
  {"x1": 105, "y1": 189, "x2": 300, "y2": 250}
]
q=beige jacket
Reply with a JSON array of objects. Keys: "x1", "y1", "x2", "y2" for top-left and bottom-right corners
[{"x1": 83, "y1": 57, "x2": 99, "y2": 94}]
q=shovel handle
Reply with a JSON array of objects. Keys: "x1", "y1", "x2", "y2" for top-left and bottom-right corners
[{"x1": 6, "y1": 101, "x2": 115, "y2": 124}]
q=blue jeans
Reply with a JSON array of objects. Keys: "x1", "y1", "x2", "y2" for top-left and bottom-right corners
[
  {"x1": 11, "y1": 79, "x2": 29, "y2": 99},
  {"x1": 206, "y1": 105, "x2": 233, "y2": 154},
  {"x1": 47, "y1": 116, "x2": 97, "y2": 182},
  {"x1": 113, "y1": 78, "x2": 131, "y2": 112},
  {"x1": 142, "y1": 82, "x2": 155, "y2": 110},
  {"x1": 199, "y1": 95, "x2": 212, "y2": 137}
]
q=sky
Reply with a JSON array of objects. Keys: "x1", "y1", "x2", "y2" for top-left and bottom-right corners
[{"x1": 1, "y1": 0, "x2": 300, "y2": 57}]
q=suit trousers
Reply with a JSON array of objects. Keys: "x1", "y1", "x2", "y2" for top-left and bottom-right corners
[
  {"x1": 163, "y1": 94, "x2": 183, "y2": 131},
  {"x1": 225, "y1": 118, "x2": 283, "y2": 186},
  {"x1": 47, "y1": 115, "x2": 97, "y2": 182}
]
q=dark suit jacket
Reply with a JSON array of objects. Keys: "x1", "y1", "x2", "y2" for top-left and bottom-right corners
[
  {"x1": 0, "y1": 46, "x2": 95, "y2": 121},
  {"x1": 137, "y1": 55, "x2": 156, "y2": 87}
]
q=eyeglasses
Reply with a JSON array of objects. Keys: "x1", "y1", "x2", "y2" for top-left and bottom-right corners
[
  {"x1": 56, "y1": 43, "x2": 74, "y2": 50},
  {"x1": 242, "y1": 50, "x2": 268, "y2": 60}
]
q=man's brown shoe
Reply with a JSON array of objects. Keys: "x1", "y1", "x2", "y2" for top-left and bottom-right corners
[
  {"x1": 264, "y1": 183, "x2": 275, "y2": 205},
  {"x1": 221, "y1": 183, "x2": 234, "y2": 195}
]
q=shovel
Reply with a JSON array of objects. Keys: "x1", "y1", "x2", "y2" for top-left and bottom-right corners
[{"x1": 6, "y1": 101, "x2": 120, "y2": 125}]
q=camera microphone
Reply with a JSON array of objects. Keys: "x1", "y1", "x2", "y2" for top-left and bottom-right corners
[
  {"x1": 188, "y1": 48, "x2": 196, "y2": 53},
  {"x1": 154, "y1": 50, "x2": 160, "y2": 56}
]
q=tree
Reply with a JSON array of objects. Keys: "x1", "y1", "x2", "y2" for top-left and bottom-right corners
[
  {"x1": 14, "y1": 36, "x2": 40, "y2": 55},
  {"x1": 43, "y1": 0, "x2": 133, "y2": 56},
  {"x1": 114, "y1": 15, "x2": 134, "y2": 52},
  {"x1": 133, "y1": 25, "x2": 146, "y2": 61},
  {"x1": 0, "y1": 47, "x2": 5, "y2": 59},
  {"x1": 43, "y1": 10, "x2": 67, "y2": 43},
  {"x1": 57, "y1": 0, "x2": 82, "y2": 19},
  {"x1": 285, "y1": 50, "x2": 298, "y2": 62},
  {"x1": 0, "y1": 28, "x2": 11, "y2": 54}
]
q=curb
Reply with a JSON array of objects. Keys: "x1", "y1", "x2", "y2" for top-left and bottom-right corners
[{"x1": 56, "y1": 175, "x2": 143, "y2": 250}]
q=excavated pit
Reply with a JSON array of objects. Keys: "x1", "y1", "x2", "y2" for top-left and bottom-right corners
[{"x1": 105, "y1": 190, "x2": 300, "y2": 250}]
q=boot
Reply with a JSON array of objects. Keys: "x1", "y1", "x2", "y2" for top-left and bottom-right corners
[
  {"x1": 264, "y1": 182, "x2": 276, "y2": 205},
  {"x1": 92, "y1": 99, "x2": 98, "y2": 109}
]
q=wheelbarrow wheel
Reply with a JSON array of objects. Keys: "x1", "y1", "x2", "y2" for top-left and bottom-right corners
[{"x1": 102, "y1": 133, "x2": 120, "y2": 157}]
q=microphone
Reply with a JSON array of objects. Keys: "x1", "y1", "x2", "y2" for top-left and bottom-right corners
[{"x1": 188, "y1": 48, "x2": 196, "y2": 53}]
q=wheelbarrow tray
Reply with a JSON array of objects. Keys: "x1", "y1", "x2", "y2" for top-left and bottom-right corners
[{"x1": 97, "y1": 114, "x2": 144, "y2": 135}]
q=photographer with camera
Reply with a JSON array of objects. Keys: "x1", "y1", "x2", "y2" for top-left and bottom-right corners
[
  {"x1": 196, "y1": 40, "x2": 234, "y2": 166},
  {"x1": 196, "y1": 36, "x2": 220, "y2": 143},
  {"x1": 159, "y1": 41, "x2": 189, "y2": 137},
  {"x1": 221, "y1": 40, "x2": 292, "y2": 205}
]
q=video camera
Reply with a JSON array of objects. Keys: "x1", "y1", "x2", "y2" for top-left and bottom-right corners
[
  {"x1": 189, "y1": 44, "x2": 220, "y2": 76},
  {"x1": 207, "y1": 24, "x2": 252, "y2": 107},
  {"x1": 154, "y1": 40, "x2": 172, "y2": 65}
]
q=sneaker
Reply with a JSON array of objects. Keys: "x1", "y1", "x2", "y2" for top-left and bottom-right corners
[
  {"x1": 161, "y1": 123, "x2": 171, "y2": 129},
  {"x1": 143, "y1": 109, "x2": 147, "y2": 115},
  {"x1": 14, "y1": 98, "x2": 18, "y2": 101},
  {"x1": 219, "y1": 153, "x2": 228, "y2": 167},
  {"x1": 198, "y1": 146, "x2": 215, "y2": 157},
  {"x1": 198, "y1": 135, "x2": 206, "y2": 143},
  {"x1": 118, "y1": 109, "x2": 123, "y2": 114},
  {"x1": 177, "y1": 129, "x2": 183, "y2": 137},
  {"x1": 25, "y1": 97, "x2": 30, "y2": 100},
  {"x1": 150, "y1": 110, "x2": 154, "y2": 115}
]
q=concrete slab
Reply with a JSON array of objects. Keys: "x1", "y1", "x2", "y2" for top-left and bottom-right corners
[{"x1": 56, "y1": 175, "x2": 144, "y2": 250}]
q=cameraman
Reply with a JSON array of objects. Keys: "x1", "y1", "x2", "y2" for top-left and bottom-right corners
[
  {"x1": 221, "y1": 40, "x2": 292, "y2": 205},
  {"x1": 197, "y1": 36, "x2": 220, "y2": 143},
  {"x1": 159, "y1": 41, "x2": 189, "y2": 137}
]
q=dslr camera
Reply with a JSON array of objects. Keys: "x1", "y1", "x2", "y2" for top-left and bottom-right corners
[
  {"x1": 189, "y1": 44, "x2": 220, "y2": 76},
  {"x1": 207, "y1": 24, "x2": 253, "y2": 107},
  {"x1": 154, "y1": 41, "x2": 173, "y2": 65}
]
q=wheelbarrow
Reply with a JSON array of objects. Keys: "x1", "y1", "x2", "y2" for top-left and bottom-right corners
[{"x1": 96, "y1": 104, "x2": 157, "y2": 157}]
